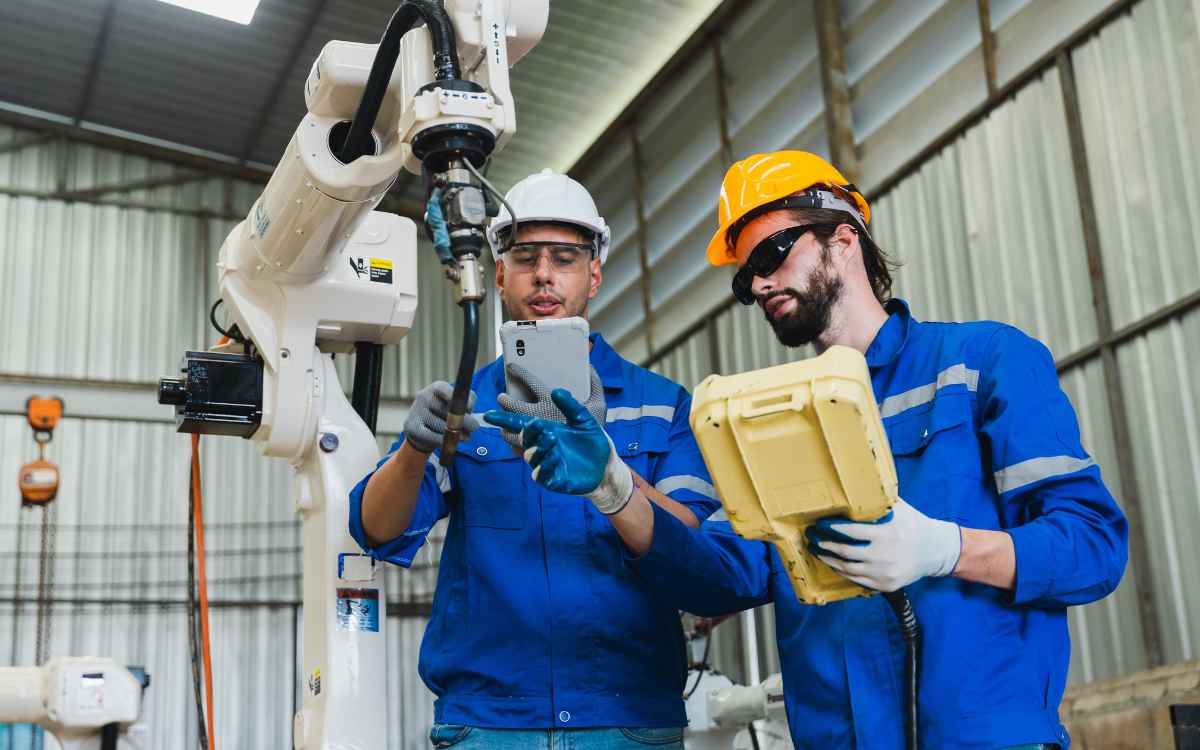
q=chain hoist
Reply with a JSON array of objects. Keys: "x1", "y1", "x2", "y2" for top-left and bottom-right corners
[{"x1": 18, "y1": 396, "x2": 63, "y2": 665}]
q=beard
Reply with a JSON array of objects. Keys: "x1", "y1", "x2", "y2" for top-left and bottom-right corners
[{"x1": 759, "y1": 263, "x2": 843, "y2": 348}]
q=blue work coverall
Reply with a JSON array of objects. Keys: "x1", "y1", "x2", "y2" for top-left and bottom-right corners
[
  {"x1": 349, "y1": 333, "x2": 720, "y2": 730},
  {"x1": 628, "y1": 300, "x2": 1128, "y2": 749}
]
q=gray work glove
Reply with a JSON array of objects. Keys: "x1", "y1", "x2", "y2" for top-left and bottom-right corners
[
  {"x1": 403, "y1": 381, "x2": 480, "y2": 454},
  {"x1": 495, "y1": 363, "x2": 607, "y2": 451}
]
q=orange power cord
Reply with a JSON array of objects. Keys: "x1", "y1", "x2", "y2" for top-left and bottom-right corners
[{"x1": 191, "y1": 433, "x2": 217, "y2": 749}]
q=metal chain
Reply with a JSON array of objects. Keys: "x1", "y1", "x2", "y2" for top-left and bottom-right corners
[
  {"x1": 10, "y1": 506, "x2": 27, "y2": 664},
  {"x1": 35, "y1": 503, "x2": 50, "y2": 665},
  {"x1": 45, "y1": 503, "x2": 56, "y2": 660}
]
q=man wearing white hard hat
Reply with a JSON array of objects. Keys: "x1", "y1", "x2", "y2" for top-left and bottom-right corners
[{"x1": 349, "y1": 169, "x2": 719, "y2": 748}]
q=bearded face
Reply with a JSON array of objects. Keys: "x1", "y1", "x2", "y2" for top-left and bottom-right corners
[{"x1": 757, "y1": 243, "x2": 843, "y2": 348}]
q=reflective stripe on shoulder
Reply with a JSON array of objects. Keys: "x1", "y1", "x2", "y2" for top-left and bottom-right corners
[
  {"x1": 428, "y1": 454, "x2": 451, "y2": 493},
  {"x1": 994, "y1": 455, "x2": 1096, "y2": 494},
  {"x1": 879, "y1": 363, "x2": 980, "y2": 419},
  {"x1": 707, "y1": 507, "x2": 729, "y2": 522},
  {"x1": 655, "y1": 475, "x2": 717, "y2": 500},
  {"x1": 607, "y1": 405, "x2": 676, "y2": 423}
]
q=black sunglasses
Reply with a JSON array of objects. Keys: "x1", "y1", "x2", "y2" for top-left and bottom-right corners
[{"x1": 731, "y1": 224, "x2": 827, "y2": 305}]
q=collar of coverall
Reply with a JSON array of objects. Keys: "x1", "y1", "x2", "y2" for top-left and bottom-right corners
[
  {"x1": 587, "y1": 332, "x2": 626, "y2": 391},
  {"x1": 864, "y1": 298, "x2": 912, "y2": 369}
]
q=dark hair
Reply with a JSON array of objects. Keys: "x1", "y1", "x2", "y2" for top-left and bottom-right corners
[{"x1": 729, "y1": 205, "x2": 900, "y2": 304}]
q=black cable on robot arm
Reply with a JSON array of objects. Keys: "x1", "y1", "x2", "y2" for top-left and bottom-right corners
[
  {"x1": 448, "y1": 299, "x2": 479, "y2": 433},
  {"x1": 338, "y1": 1, "x2": 461, "y2": 164}
]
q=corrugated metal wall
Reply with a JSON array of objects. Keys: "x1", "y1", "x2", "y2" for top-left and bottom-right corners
[
  {"x1": 4, "y1": 0, "x2": 1199, "y2": 743},
  {"x1": 0, "y1": 123, "x2": 471, "y2": 747},
  {"x1": 1072, "y1": 0, "x2": 1200, "y2": 668},
  {"x1": 577, "y1": 0, "x2": 1200, "y2": 690},
  {"x1": 578, "y1": 0, "x2": 1120, "y2": 363}
]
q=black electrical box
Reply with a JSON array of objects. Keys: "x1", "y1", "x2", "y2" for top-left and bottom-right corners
[{"x1": 158, "y1": 350, "x2": 263, "y2": 438}]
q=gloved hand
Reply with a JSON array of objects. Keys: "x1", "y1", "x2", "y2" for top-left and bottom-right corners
[
  {"x1": 403, "y1": 381, "x2": 480, "y2": 454},
  {"x1": 484, "y1": 388, "x2": 634, "y2": 515},
  {"x1": 804, "y1": 498, "x2": 962, "y2": 592},
  {"x1": 496, "y1": 363, "x2": 607, "y2": 451}
]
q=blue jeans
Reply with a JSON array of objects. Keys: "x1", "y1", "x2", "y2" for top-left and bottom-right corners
[{"x1": 429, "y1": 724, "x2": 684, "y2": 749}]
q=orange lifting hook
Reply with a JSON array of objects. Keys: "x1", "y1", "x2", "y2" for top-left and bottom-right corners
[{"x1": 18, "y1": 396, "x2": 64, "y2": 505}]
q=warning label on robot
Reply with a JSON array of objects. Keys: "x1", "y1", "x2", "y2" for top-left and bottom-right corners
[
  {"x1": 336, "y1": 588, "x2": 380, "y2": 632},
  {"x1": 349, "y1": 256, "x2": 393, "y2": 284},
  {"x1": 369, "y1": 258, "x2": 393, "y2": 284}
]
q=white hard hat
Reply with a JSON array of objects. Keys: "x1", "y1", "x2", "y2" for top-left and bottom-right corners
[{"x1": 487, "y1": 168, "x2": 612, "y2": 265}]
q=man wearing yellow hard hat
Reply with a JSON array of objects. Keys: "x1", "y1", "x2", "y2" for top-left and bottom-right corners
[{"x1": 596, "y1": 151, "x2": 1129, "y2": 748}]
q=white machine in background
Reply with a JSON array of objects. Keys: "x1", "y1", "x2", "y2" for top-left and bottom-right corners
[
  {"x1": 0, "y1": 658, "x2": 149, "y2": 749},
  {"x1": 157, "y1": 2, "x2": 549, "y2": 748},
  {"x1": 685, "y1": 671, "x2": 793, "y2": 750}
]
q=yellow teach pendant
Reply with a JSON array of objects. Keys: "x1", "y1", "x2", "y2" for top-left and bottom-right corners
[{"x1": 691, "y1": 346, "x2": 898, "y2": 605}]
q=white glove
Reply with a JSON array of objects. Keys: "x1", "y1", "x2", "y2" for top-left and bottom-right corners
[{"x1": 806, "y1": 497, "x2": 962, "y2": 592}]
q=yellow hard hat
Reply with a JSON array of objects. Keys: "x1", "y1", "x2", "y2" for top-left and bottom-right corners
[{"x1": 705, "y1": 151, "x2": 871, "y2": 267}]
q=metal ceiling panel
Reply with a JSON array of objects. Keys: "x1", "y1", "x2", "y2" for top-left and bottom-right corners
[
  {"x1": 0, "y1": 0, "x2": 108, "y2": 117},
  {"x1": 0, "y1": 0, "x2": 725, "y2": 205},
  {"x1": 82, "y1": 0, "x2": 316, "y2": 156}
]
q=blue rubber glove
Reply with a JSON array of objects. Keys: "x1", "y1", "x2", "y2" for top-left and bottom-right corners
[
  {"x1": 485, "y1": 388, "x2": 635, "y2": 514},
  {"x1": 804, "y1": 498, "x2": 961, "y2": 592}
]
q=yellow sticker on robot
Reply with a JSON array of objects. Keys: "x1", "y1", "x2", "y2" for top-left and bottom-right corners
[
  {"x1": 349, "y1": 256, "x2": 393, "y2": 284},
  {"x1": 369, "y1": 258, "x2": 393, "y2": 284}
]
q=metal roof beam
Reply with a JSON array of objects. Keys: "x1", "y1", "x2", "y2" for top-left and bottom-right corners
[
  {"x1": 0, "y1": 107, "x2": 273, "y2": 185},
  {"x1": 74, "y1": 0, "x2": 120, "y2": 123},
  {"x1": 0, "y1": 132, "x2": 56, "y2": 156},
  {"x1": 0, "y1": 183, "x2": 244, "y2": 220},
  {"x1": 815, "y1": 0, "x2": 861, "y2": 183},
  {"x1": 54, "y1": 170, "x2": 209, "y2": 201},
  {"x1": 239, "y1": 0, "x2": 330, "y2": 163},
  {"x1": 977, "y1": 0, "x2": 999, "y2": 97},
  {"x1": 0, "y1": 373, "x2": 410, "y2": 435}
]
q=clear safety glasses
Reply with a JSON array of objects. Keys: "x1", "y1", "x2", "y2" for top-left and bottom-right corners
[
  {"x1": 732, "y1": 224, "x2": 829, "y2": 305},
  {"x1": 502, "y1": 242, "x2": 594, "y2": 274}
]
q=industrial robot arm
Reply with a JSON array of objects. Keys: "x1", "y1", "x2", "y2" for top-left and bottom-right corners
[
  {"x1": 156, "y1": 3, "x2": 548, "y2": 747},
  {"x1": 0, "y1": 658, "x2": 149, "y2": 750}
]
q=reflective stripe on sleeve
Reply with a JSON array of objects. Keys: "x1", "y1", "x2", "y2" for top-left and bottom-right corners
[
  {"x1": 655, "y1": 475, "x2": 718, "y2": 500},
  {"x1": 994, "y1": 455, "x2": 1096, "y2": 494},
  {"x1": 607, "y1": 405, "x2": 677, "y2": 423},
  {"x1": 879, "y1": 363, "x2": 980, "y2": 419}
]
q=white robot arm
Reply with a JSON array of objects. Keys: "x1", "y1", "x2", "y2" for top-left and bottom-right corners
[
  {"x1": 156, "y1": 3, "x2": 548, "y2": 748},
  {"x1": 685, "y1": 671, "x2": 793, "y2": 750},
  {"x1": 0, "y1": 658, "x2": 149, "y2": 750}
]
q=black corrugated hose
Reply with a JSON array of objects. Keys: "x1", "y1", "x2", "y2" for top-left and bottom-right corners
[
  {"x1": 351, "y1": 342, "x2": 385, "y2": 434},
  {"x1": 441, "y1": 300, "x2": 480, "y2": 465},
  {"x1": 338, "y1": 0, "x2": 460, "y2": 164},
  {"x1": 342, "y1": 1, "x2": 461, "y2": 430},
  {"x1": 884, "y1": 590, "x2": 920, "y2": 750},
  {"x1": 100, "y1": 723, "x2": 119, "y2": 750}
]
